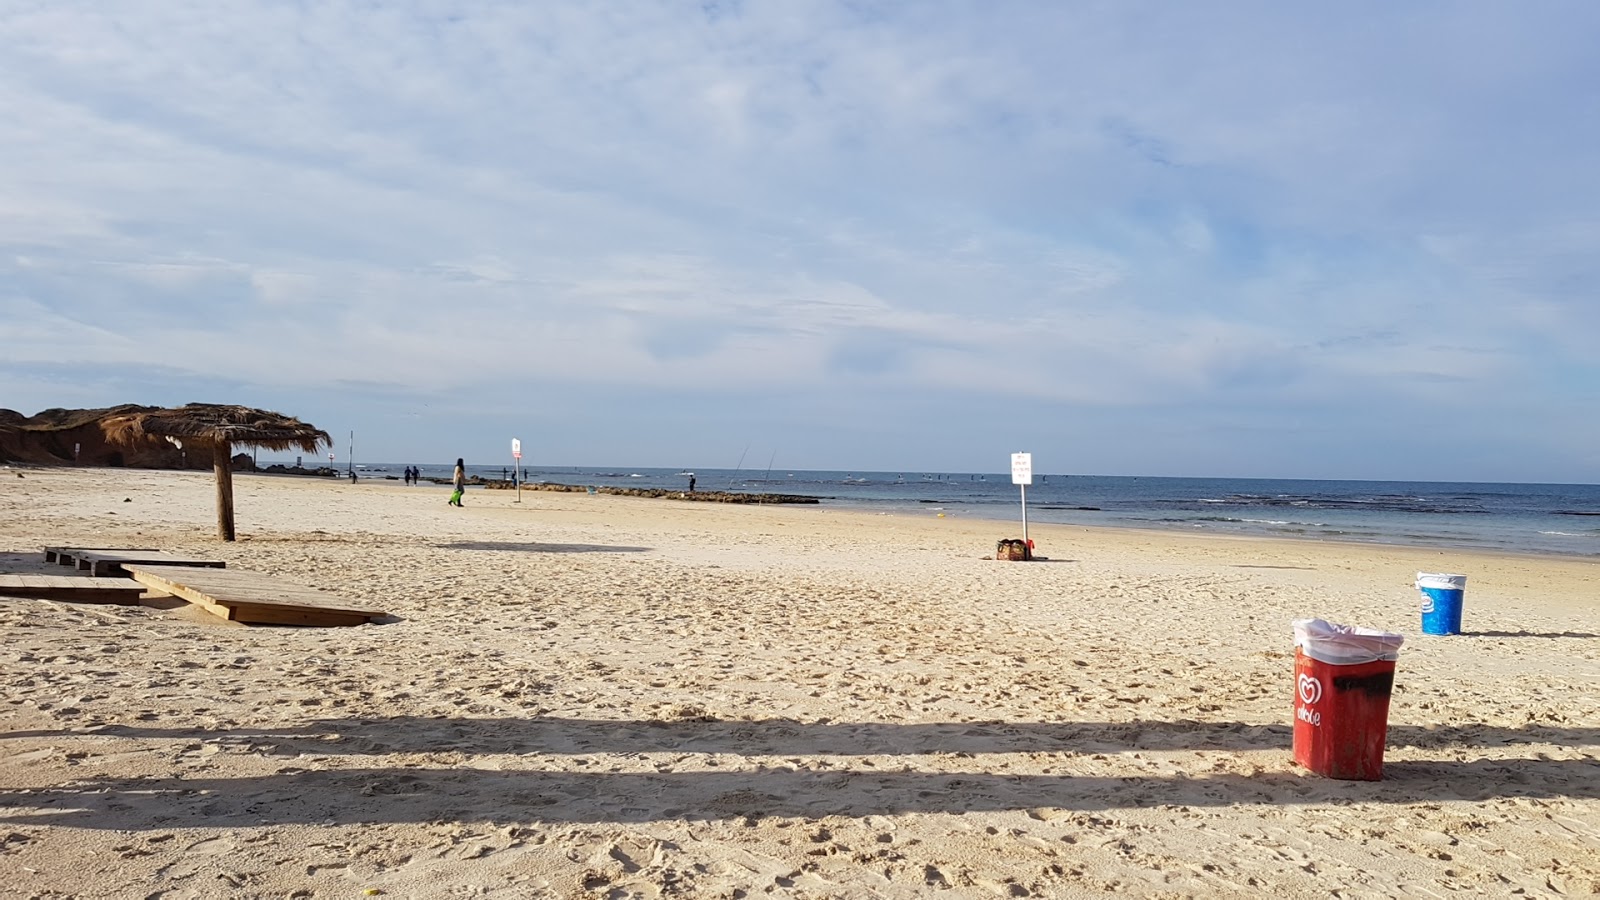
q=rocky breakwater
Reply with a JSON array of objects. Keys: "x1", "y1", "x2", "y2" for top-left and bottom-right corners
[
  {"x1": 260, "y1": 464, "x2": 340, "y2": 477},
  {"x1": 481, "y1": 480, "x2": 821, "y2": 504}
]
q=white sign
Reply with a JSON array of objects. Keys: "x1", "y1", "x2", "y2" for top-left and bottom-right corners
[
  {"x1": 1011, "y1": 452, "x2": 1033, "y2": 485},
  {"x1": 511, "y1": 438, "x2": 522, "y2": 459}
]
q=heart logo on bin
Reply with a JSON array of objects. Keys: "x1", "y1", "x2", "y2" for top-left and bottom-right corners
[{"x1": 1297, "y1": 674, "x2": 1323, "y2": 705}]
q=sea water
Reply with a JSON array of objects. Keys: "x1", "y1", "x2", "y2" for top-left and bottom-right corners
[{"x1": 334, "y1": 464, "x2": 1600, "y2": 558}]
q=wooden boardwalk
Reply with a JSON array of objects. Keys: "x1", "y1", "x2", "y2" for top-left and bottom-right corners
[
  {"x1": 0, "y1": 574, "x2": 152, "y2": 605},
  {"x1": 124, "y1": 564, "x2": 386, "y2": 627},
  {"x1": 44, "y1": 547, "x2": 156, "y2": 564},
  {"x1": 45, "y1": 547, "x2": 227, "y2": 577}
]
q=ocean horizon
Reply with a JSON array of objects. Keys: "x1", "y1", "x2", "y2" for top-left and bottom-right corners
[{"x1": 264, "y1": 460, "x2": 1600, "y2": 559}]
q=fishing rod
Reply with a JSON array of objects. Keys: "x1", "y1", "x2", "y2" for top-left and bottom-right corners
[{"x1": 728, "y1": 443, "x2": 750, "y2": 490}]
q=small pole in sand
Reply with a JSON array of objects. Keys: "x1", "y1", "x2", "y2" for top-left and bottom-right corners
[
  {"x1": 1011, "y1": 451, "x2": 1033, "y2": 558},
  {"x1": 1021, "y1": 483, "x2": 1029, "y2": 547}
]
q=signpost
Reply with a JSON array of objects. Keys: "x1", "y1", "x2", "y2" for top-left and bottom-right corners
[
  {"x1": 1011, "y1": 451, "x2": 1033, "y2": 556},
  {"x1": 511, "y1": 438, "x2": 523, "y2": 503}
]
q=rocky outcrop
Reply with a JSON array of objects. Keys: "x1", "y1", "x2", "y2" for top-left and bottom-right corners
[{"x1": 260, "y1": 464, "x2": 338, "y2": 477}]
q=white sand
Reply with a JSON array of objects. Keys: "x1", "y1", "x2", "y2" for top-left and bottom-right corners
[{"x1": 1, "y1": 466, "x2": 1597, "y2": 898}]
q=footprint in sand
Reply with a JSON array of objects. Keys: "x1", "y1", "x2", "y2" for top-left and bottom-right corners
[{"x1": 185, "y1": 837, "x2": 235, "y2": 855}]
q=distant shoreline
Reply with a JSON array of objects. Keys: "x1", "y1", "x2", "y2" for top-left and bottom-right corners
[{"x1": 20, "y1": 460, "x2": 1596, "y2": 559}]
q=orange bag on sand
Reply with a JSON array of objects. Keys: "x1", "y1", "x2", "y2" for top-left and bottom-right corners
[{"x1": 995, "y1": 539, "x2": 1031, "y2": 561}]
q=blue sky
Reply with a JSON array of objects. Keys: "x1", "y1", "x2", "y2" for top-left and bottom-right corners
[{"x1": 4, "y1": 2, "x2": 1598, "y2": 480}]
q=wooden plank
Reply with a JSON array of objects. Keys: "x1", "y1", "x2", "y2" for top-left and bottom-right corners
[
  {"x1": 124, "y1": 565, "x2": 385, "y2": 627},
  {"x1": 58, "y1": 549, "x2": 227, "y2": 578},
  {"x1": 44, "y1": 547, "x2": 160, "y2": 566},
  {"x1": 78, "y1": 549, "x2": 227, "y2": 576},
  {"x1": 0, "y1": 574, "x2": 152, "y2": 605},
  {"x1": 222, "y1": 604, "x2": 372, "y2": 627}
]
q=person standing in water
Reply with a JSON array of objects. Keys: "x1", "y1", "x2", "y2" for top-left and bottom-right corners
[{"x1": 449, "y1": 458, "x2": 466, "y2": 506}]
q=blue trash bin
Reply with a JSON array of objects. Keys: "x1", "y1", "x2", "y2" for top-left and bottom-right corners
[{"x1": 1416, "y1": 573, "x2": 1466, "y2": 635}]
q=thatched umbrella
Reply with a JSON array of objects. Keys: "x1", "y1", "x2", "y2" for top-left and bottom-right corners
[{"x1": 102, "y1": 404, "x2": 331, "y2": 541}]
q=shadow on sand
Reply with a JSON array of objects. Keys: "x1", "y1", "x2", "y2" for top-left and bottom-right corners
[
  {"x1": 1461, "y1": 630, "x2": 1600, "y2": 639},
  {"x1": 6, "y1": 715, "x2": 1595, "y2": 758},
  {"x1": 1, "y1": 755, "x2": 1594, "y2": 830},
  {"x1": 0, "y1": 551, "x2": 64, "y2": 576},
  {"x1": 435, "y1": 541, "x2": 651, "y2": 554},
  {"x1": 4, "y1": 716, "x2": 1596, "y2": 829}
]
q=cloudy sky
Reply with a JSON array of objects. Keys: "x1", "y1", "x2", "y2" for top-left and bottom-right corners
[{"x1": 4, "y1": 2, "x2": 1598, "y2": 480}]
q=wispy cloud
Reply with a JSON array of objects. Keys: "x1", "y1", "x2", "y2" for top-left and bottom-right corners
[{"x1": 3, "y1": 2, "x2": 1598, "y2": 478}]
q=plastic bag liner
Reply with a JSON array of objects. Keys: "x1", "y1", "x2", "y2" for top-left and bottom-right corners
[
  {"x1": 1292, "y1": 618, "x2": 1405, "y2": 665},
  {"x1": 1416, "y1": 573, "x2": 1467, "y2": 591}
]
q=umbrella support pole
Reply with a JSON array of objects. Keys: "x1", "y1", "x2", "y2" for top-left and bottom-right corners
[{"x1": 213, "y1": 441, "x2": 236, "y2": 541}]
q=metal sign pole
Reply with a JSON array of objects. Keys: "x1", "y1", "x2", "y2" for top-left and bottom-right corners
[
  {"x1": 512, "y1": 438, "x2": 523, "y2": 503},
  {"x1": 1011, "y1": 451, "x2": 1034, "y2": 560},
  {"x1": 1021, "y1": 482, "x2": 1029, "y2": 549}
]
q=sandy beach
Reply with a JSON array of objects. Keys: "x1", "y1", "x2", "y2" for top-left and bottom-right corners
[{"x1": 1, "y1": 466, "x2": 1596, "y2": 899}]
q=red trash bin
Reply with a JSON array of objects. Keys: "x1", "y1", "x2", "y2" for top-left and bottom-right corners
[{"x1": 1291, "y1": 619, "x2": 1405, "y2": 781}]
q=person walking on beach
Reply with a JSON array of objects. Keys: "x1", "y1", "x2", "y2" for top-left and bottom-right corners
[
  {"x1": 448, "y1": 458, "x2": 466, "y2": 506},
  {"x1": 688, "y1": 475, "x2": 696, "y2": 493}
]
